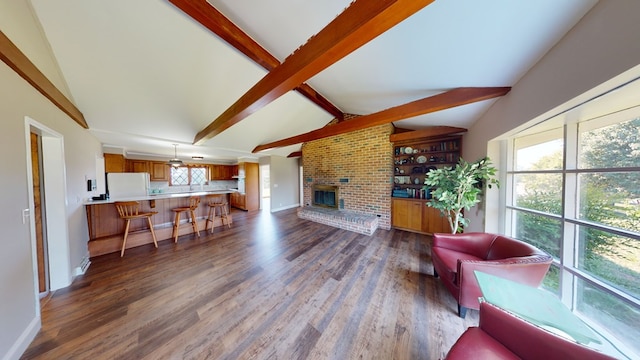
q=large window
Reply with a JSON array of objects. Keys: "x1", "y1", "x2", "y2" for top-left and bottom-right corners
[{"x1": 506, "y1": 113, "x2": 640, "y2": 356}]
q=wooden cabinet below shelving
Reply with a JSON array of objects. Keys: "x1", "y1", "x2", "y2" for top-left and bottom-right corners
[{"x1": 391, "y1": 198, "x2": 450, "y2": 234}]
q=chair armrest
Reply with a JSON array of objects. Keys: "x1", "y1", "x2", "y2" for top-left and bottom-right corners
[{"x1": 433, "y1": 232, "x2": 497, "y2": 258}]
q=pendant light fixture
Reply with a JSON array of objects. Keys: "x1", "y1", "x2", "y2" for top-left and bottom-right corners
[{"x1": 167, "y1": 144, "x2": 184, "y2": 167}]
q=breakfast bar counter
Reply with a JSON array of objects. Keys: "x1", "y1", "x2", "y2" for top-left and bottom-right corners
[{"x1": 85, "y1": 190, "x2": 234, "y2": 257}]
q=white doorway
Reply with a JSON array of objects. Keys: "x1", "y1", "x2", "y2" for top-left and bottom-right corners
[
  {"x1": 260, "y1": 163, "x2": 270, "y2": 211},
  {"x1": 24, "y1": 117, "x2": 71, "y2": 310}
]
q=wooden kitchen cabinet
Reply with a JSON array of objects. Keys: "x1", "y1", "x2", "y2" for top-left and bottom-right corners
[
  {"x1": 243, "y1": 162, "x2": 260, "y2": 211},
  {"x1": 127, "y1": 159, "x2": 149, "y2": 173},
  {"x1": 230, "y1": 192, "x2": 246, "y2": 209},
  {"x1": 210, "y1": 165, "x2": 234, "y2": 180},
  {"x1": 231, "y1": 162, "x2": 259, "y2": 211},
  {"x1": 230, "y1": 165, "x2": 239, "y2": 178},
  {"x1": 150, "y1": 161, "x2": 169, "y2": 181},
  {"x1": 104, "y1": 153, "x2": 126, "y2": 173}
]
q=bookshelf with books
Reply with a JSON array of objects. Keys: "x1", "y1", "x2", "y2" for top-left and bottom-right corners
[{"x1": 391, "y1": 134, "x2": 462, "y2": 234}]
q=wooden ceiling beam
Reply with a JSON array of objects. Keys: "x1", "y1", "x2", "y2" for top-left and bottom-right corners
[
  {"x1": 192, "y1": 0, "x2": 435, "y2": 145},
  {"x1": 287, "y1": 151, "x2": 302, "y2": 158},
  {"x1": 168, "y1": 0, "x2": 344, "y2": 121},
  {"x1": 252, "y1": 87, "x2": 511, "y2": 153},
  {"x1": 389, "y1": 126, "x2": 468, "y2": 142},
  {"x1": 0, "y1": 31, "x2": 88, "y2": 129}
]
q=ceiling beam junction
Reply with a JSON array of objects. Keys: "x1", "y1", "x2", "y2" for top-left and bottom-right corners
[
  {"x1": 252, "y1": 87, "x2": 511, "y2": 153},
  {"x1": 168, "y1": 0, "x2": 344, "y2": 121},
  {"x1": 192, "y1": 0, "x2": 435, "y2": 145}
]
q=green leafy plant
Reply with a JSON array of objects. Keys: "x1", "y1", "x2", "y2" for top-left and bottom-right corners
[{"x1": 424, "y1": 157, "x2": 499, "y2": 233}]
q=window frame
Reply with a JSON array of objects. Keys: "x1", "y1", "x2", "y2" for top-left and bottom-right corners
[{"x1": 504, "y1": 111, "x2": 640, "y2": 357}]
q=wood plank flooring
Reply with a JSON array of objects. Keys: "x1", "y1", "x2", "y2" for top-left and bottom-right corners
[{"x1": 22, "y1": 208, "x2": 479, "y2": 360}]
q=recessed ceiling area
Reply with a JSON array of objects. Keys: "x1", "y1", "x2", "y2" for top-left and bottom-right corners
[{"x1": 28, "y1": 0, "x2": 597, "y2": 162}]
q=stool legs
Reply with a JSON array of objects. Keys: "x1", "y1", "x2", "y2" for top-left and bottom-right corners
[
  {"x1": 147, "y1": 217, "x2": 158, "y2": 248},
  {"x1": 120, "y1": 219, "x2": 131, "y2": 257},
  {"x1": 190, "y1": 209, "x2": 200, "y2": 237},
  {"x1": 219, "y1": 204, "x2": 231, "y2": 229},
  {"x1": 205, "y1": 203, "x2": 231, "y2": 233},
  {"x1": 205, "y1": 206, "x2": 215, "y2": 233},
  {"x1": 173, "y1": 211, "x2": 181, "y2": 243},
  {"x1": 173, "y1": 209, "x2": 200, "y2": 243}
]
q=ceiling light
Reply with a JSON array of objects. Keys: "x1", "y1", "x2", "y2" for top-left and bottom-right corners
[
  {"x1": 191, "y1": 156, "x2": 204, "y2": 160},
  {"x1": 167, "y1": 144, "x2": 184, "y2": 167}
]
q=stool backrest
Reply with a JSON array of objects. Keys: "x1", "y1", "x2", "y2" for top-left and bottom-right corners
[
  {"x1": 114, "y1": 201, "x2": 141, "y2": 218},
  {"x1": 188, "y1": 196, "x2": 200, "y2": 210},
  {"x1": 207, "y1": 194, "x2": 226, "y2": 205}
]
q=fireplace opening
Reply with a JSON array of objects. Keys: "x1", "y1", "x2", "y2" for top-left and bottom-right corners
[{"x1": 313, "y1": 185, "x2": 339, "y2": 209}]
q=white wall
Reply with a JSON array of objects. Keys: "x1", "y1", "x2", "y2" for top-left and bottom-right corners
[
  {"x1": 463, "y1": 0, "x2": 640, "y2": 232},
  {"x1": 0, "y1": 1, "x2": 102, "y2": 358},
  {"x1": 268, "y1": 156, "x2": 300, "y2": 212}
]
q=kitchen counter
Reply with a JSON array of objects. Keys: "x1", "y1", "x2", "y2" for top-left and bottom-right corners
[
  {"x1": 85, "y1": 190, "x2": 234, "y2": 257},
  {"x1": 84, "y1": 189, "x2": 237, "y2": 205}
]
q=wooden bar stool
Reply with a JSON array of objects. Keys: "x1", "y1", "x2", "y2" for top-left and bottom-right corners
[
  {"x1": 205, "y1": 194, "x2": 231, "y2": 232},
  {"x1": 171, "y1": 196, "x2": 200, "y2": 243},
  {"x1": 114, "y1": 201, "x2": 158, "y2": 257}
]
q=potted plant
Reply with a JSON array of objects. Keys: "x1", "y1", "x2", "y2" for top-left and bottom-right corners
[{"x1": 424, "y1": 156, "x2": 499, "y2": 233}]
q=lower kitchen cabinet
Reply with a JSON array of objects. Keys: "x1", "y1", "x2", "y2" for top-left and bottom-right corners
[
  {"x1": 230, "y1": 192, "x2": 246, "y2": 210},
  {"x1": 391, "y1": 198, "x2": 450, "y2": 234}
]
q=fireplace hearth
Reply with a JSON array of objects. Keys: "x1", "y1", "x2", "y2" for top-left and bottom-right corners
[{"x1": 313, "y1": 185, "x2": 339, "y2": 209}]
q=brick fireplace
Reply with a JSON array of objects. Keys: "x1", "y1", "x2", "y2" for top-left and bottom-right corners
[
  {"x1": 313, "y1": 185, "x2": 339, "y2": 208},
  {"x1": 301, "y1": 120, "x2": 394, "y2": 230}
]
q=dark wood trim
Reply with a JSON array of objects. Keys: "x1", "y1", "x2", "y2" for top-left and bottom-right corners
[
  {"x1": 287, "y1": 151, "x2": 302, "y2": 158},
  {"x1": 193, "y1": 0, "x2": 435, "y2": 145},
  {"x1": 252, "y1": 87, "x2": 510, "y2": 152},
  {"x1": 0, "y1": 30, "x2": 88, "y2": 129},
  {"x1": 389, "y1": 126, "x2": 468, "y2": 143},
  {"x1": 168, "y1": 0, "x2": 343, "y2": 121}
]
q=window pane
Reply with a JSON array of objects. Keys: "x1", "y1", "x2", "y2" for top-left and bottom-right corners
[
  {"x1": 514, "y1": 174, "x2": 563, "y2": 215},
  {"x1": 576, "y1": 278, "x2": 640, "y2": 356},
  {"x1": 515, "y1": 137, "x2": 563, "y2": 171},
  {"x1": 541, "y1": 264, "x2": 560, "y2": 296},
  {"x1": 514, "y1": 210, "x2": 561, "y2": 257},
  {"x1": 579, "y1": 117, "x2": 640, "y2": 169},
  {"x1": 577, "y1": 226, "x2": 640, "y2": 300},
  {"x1": 171, "y1": 167, "x2": 188, "y2": 185},
  {"x1": 578, "y1": 172, "x2": 640, "y2": 232},
  {"x1": 191, "y1": 167, "x2": 206, "y2": 185}
]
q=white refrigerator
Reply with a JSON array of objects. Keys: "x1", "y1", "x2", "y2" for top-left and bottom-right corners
[{"x1": 107, "y1": 173, "x2": 150, "y2": 199}]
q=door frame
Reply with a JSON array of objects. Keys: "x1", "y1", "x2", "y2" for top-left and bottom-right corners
[{"x1": 24, "y1": 117, "x2": 71, "y2": 311}]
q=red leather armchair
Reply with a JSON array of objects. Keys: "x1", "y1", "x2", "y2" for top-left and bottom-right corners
[
  {"x1": 431, "y1": 232, "x2": 552, "y2": 318},
  {"x1": 446, "y1": 302, "x2": 616, "y2": 360}
]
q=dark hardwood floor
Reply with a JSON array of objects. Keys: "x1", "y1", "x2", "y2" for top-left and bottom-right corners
[{"x1": 22, "y1": 208, "x2": 478, "y2": 359}]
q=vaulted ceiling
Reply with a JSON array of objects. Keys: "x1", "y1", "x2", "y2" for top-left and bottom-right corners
[{"x1": 28, "y1": 0, "x2": 597, "y2": 163}]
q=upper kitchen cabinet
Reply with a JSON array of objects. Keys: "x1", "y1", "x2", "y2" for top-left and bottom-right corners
[
  {"x1": 210, "y1": 165, "x2": 230, "y2": 180},
  {"x1": 150, "y1": 161, "x2": 169, "y2": 181},
  {"x1": 104, "y1": 153, "x2": 125, "y2": 173},
  {"x1": 127, "y1": 159, "x2": 149, "y2": 173}
]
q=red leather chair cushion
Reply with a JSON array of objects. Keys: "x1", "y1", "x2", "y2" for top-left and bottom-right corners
[{"x1": 445, "y1": 327, "x2": 519, "y2": 360}]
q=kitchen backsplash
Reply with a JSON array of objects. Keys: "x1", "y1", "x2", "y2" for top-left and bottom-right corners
[{"x1": 150, "y1": 180, "x2": 237, "y2": 194}]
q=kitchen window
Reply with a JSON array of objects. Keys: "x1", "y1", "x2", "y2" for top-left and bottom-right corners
[{"x1": 170, "y1": 166, "x2": 207, "y2": 186}]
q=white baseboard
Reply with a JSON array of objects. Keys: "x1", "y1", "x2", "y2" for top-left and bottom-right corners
[
  {"x1": 2, "y1": 315, "x2": 40, "y2": 360},
  {"x1": 270, "y1": 203, "x2": 300, "y2": 213}
]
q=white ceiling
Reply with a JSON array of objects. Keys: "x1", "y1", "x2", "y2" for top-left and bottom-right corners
[{"x1": 29, "y1": 0, "x2": 597, "y2": 163}]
